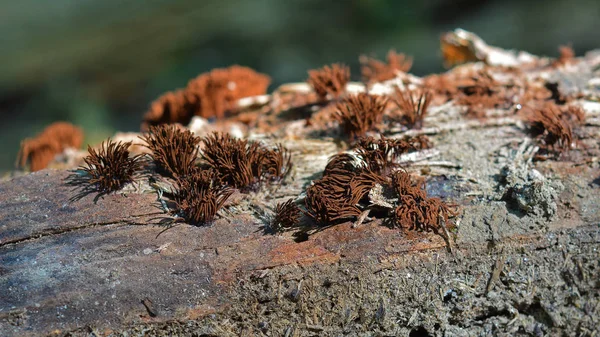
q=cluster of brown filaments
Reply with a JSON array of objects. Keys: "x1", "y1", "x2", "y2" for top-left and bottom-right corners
[
  {"x1": 73, "y1": 139, "x2": 143, "y2": 198},
  {"x1": 51, "y1": 37, "x2": 591, "y2": 241},
  {"x1": 307, "y1": 63, "x2": 350, "y2": 100},
  {"x1": 70, "y1": 53, "x2": 454, "y2": 233},
  {"x1": 73, "y1": 126, "x2": 455, "y2": 235},
  {"x1": 303, "y1": 54, "x2": 437, "y2": 143},
  {"x1": 360, "y1": 50, "x2": 413, "y2": 83},
  {"x1": 201, "y1": 132, "x2": 292, "y2": 191},
  {"x1": 301, "y1": 135, "x2": 457, "y2": 233},
  {"x1": 160, "y1": 129, "x2": 292, "y2": 225},
  {"x1": 419, "y1": 58, "x2": 585, "y2": 157},
  {"x1": 271, "y1": 199, "x2": 301, "y2": 233},
  {"x1": 172, "y1": 169, "x2": 234, "y2": 226},
  {"x1": 141, "y1": 125, "x2": 201, "y2": 179},
  {"x1": 74, "y1": 41, "x2": 590, "y2": 234},
  {"x1": 73, "y1": 124, "x2": 293, "y2": 226},
  {"x1": 334, "y1": 93, "x2": 388, "y2": 140}
]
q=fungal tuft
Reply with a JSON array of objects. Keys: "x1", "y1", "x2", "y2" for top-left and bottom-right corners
[
  {"x1": 141, "y1": 125, "x2": 201, "y2": 180},
  {"x1": 78, "y1": 140, "x2": 142, "y2": 195},
  {"x1": 307, "y1": 63, "x2": 350, "y2": 100},
  {"x1": 334, "y1": 93, "x2": 388, "y2": 140}
]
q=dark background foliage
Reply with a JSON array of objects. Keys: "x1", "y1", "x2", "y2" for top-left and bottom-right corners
[{"x1": 1, "y1": 0, "x2": 598, "y2": 173}]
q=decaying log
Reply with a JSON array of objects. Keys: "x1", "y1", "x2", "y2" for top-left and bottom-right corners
[{"x1": 2, "y1": 30, "x2": 600, "y2": 336}]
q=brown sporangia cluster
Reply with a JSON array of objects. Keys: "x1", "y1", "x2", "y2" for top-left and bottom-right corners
[
  {"x1": 421, "y1": 58, "x2": 580, "y2": 123},
  {"x1": 424, "y1": 67, "x2": 524, "y2": 119},
  {"x1": 390, "y1": 170, "x2": 457, "y2": 233},
  {"x1": 306, "y1": 137, "x2": 410, "y2": 225},
  {"x1": 307, "y1": 63, "x2": 350, "y2": 100},
  {"x1": 421, "y1": 65, "x2": 583, "y2": 149},
  {"x1": 187, "y1": 65, "x2": 271, "y2": 119},
  {"x1": 142, "y1": 130, "x2": 291, "y2": 225},
  {"x1": 305, "y1": 167, "x2": 386, "y2": 225},
  {"x1": 173, "y1": 169, "x2": 234, "y2": 226},
  {"x1": 263, "y1": 143, "x2": 293, "y2": 182},
  {"x1": 17, "y1": 122, "x2": 84, "y2": 172},
  {"x1": 360, "y1": 50, "x2": 413, "y2": 83},
  {"x1": 135, "y1": 130, "x2": 292, "y2": 226},
  {"x1": 352, "y1": 135, "x2": 432, "y2": 174},
  {"x1": 392, "y1": 88, "x2": 432, "y2": 129},
  {"x1": 201, "y1": 132, "x2": 292, "y2": 191},
  {"x1": 140, "y1": 125, "x2": 201, "y2": 179},
  {"x1": 77, "y1": 140, "x2": 142, "y2": 195},
  {"x1": 423, "y1": 67, "x2": 503, "y2": 108},
  {"x1": 422, "y1": 73, "x2": 463, "y2": 105},
  {"x1": 563, "y1": 104, "x2": 586, "y2": 124},
  {"x1": 454, "y1": 70, "x2": 512, "y2": 118},
  {"x1": 141, "y1": 89, "x2": 199, "y2": 131},
  {"x1": 304, "y1": 134, "x2": 449, "y2": 228},
  {"x1": 65, "y1": 125, "x2": 292, "y2": 225},
  {"x1": 334, "y1": 93, "x2": 388, "y2": 140},
  {"x1": 522, "y1": 101, "x2": 584, "y2": 153},
  {"x1": 323, "y1": 135, "x2": 431, "y2": 177},
  {"x1": 118, "y1": 125, "x2": 232, "y2": 225},
  {"x1": 322, "y1": 153, "x2": 358, "y2": 176},
  {"x1": 271, "y1": 198, "x2": 301, "y2": 233},
  {"x1": 142, "y1": 65, "x2": 271, "y2": 130}
]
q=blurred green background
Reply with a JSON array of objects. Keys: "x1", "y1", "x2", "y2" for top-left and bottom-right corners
[{"x1": 1, "y1": 0, "x2": 598, "y2": 173}]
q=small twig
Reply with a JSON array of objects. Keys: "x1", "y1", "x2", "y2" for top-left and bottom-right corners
[
  {"x1": 410, "y1": 160, "x2": 462, "y2": 169},
  {"x1": 486, "y1": 254, "x2": 506, "y2": 294},
  {"x1": 464, "y1": 191, "x2": 484, "y2": 196},
  {"x1": 141, "y1": 297, "x2": 158, "y2": 317},
  {"x1": 507, "y1": 310, "x2": 520, "y2": 326},
  {"x1": 352, "y1": 209, "x2": 371, "y2": 228},
  {"x1": 585, "y1": 118, "x2": 600, "y2": 127},
  {"x1": 406, "y1": 308, "x2": 419, "y2": 326},
  {"x1": 439, "y1": 216, "x2": 454, "y2": 254},
  {"x1": 397, "y1": 149, "x2": 440, "y2": 163}
]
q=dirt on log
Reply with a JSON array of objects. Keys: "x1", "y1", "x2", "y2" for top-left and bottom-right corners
[{"x1": 1, "y1": 31, "x2": 600, "y2": 336}]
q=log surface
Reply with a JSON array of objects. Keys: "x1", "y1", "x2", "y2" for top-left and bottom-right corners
[{"x1": 2, "y1": 47, "x2": 600, "y2": 336}]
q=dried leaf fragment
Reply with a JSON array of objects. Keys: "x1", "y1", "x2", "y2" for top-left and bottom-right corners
[{"x1": 440, "y1": 31, "x2": 480, "y2": 68}]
